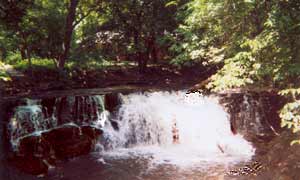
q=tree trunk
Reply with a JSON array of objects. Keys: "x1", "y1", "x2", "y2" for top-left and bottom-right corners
[
  {"x1": 27, "y1": 49, "x2": 33, "y2": 77},
  {"x1": 19, "y1": 31, "x2": 33, "y2": 76},
  {"x1": 290, "y1": 39, "x2": 299, "y2": 64},
  {"x1": 58, "y1": 0, "x2": 79, "y2": 70},
  {"x1": 151, "y1": 44, "x2": 158, "y2": 63},
  {"x1": 133, "y1": 29, "x2": 143, "y2": 73},
  {"x1": 135, "y1": 52, "x2": 148, "y2": 74},
  {"x1": 19, "y1": 31, "x2": 28, "y2": 60},
  {"x1": 19, "y1": 45, "x2": 27, "y2": 60},
  {"x1": 148, "y1": 35, "x2": 157, "y2": 63}
]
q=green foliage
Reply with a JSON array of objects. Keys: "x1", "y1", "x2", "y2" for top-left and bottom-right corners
[
  {"x1": 169, "y1": 0, "x2": 224, "y2": 67},
  {"x1": 279, "y1": 87, "x2": 300, "y2": 145},
  {"x1": 0, "y1": 0, "x2": 108, "y2": 67},
  {"x1": 279, "y1": 88, "x2": 300, "y2": 98},
  {"x1": 0, "y1": 62, "x2": 11, "y2": 81},
  {"x1": 174, "y1": 0, "x2": 300, "y2": 89},
  {"x1": 0, "y1": 0, "x2": 183, "y2": 70},
  {"x1": 0, "y1": 72, "x2": 10, "y2": 81},
  {"x1": 5, "y1": 52, "x2": 23, "y2": 65},
  {"x1": 166, "y1": 1, "x2": 179, "y2": 7},
  {"x1": 280, "y1": 101, "x2": 300, "y2": 132},
  {"x1": 280, "y1": 100, "x2": 300, "y2": 145},
  {"x1": 207, "y1": 52, "x2": 254, "y2": 91},
  {"x1": 8, "y1": 57, "x2": 56, "y2": 71},
  {"x1": 3, "y1": 55, "x2": 133, "y2": 72},
  {"x1": 0, "y1": 0, "x2": 66, "y2": 63}
]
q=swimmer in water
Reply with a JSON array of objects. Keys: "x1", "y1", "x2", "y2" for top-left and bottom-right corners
[
  {"x1": 217, "y1": 143, "x2": 225, "y2": 153},
  {"x1": 172, "y1": 121, "x2": 180, "y2": 144}
]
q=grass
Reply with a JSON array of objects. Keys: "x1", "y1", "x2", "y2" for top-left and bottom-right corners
[
  {"x1": 12, "y1": 58, "x2": 57, "y2": 71},
  {"x1": 1, "y1": 52, "x2": 137, "y2": 79},
  {"x1": 5, "y1": 56, "x2": 135, "y2": 71},
  {"x1": 0, "y1": 61, "x2": 12, "y2": 81},
  {"x1": 0, "y1": 72, "x2": 11, "y2": 81}
]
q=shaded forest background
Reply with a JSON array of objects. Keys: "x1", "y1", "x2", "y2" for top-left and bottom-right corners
[{"x1": 1, "y1": 0, "x2": 300, "y2": 140}]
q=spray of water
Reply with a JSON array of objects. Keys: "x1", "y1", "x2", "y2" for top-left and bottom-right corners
[{"x1": 100, "y1": 91, "x2": 255, "y2": 167}]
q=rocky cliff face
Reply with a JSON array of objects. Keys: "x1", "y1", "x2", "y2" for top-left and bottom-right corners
[
  {"x1": 217, "y1": 91, "x2": 300, "y2": 180},
  {"x1": 2, "y1": 93, "x2": 121, "y2": 176},
  {"x1": 218, "y1": 91, "x2": 286, "y2": 141}
]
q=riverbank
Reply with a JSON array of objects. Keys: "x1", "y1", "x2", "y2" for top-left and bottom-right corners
[{"x1": 0, "y1": 63, "x2": 217, "y2": 97}]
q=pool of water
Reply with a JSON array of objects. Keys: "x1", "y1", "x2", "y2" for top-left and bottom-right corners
[{"x1": 45, "y1": 153, "x2": 242, "y2": 180}]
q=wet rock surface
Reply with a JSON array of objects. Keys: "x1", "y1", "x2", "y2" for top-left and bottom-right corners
[
  {"x1": 9, "y1": 156, "x2": 49, "y2": 175},
  {"x1": 218, "y1": 91, "x2": 286, "y2": 140},
  {"x1": 104, "y1": 93, "x2": 120, "y2": 113},
  {"x1": 9, "y1": 125, "x2": 102, "y2": 175},
  {"x1": 2, "y1": 94, "x2": 108, "y2": 176},
  {"x1": 54, "y1": 134, "x2": 92, "y2": 159},
  {"x1": 17, "y1": 135, "x2": 52, "y2": 158},
  {"x1": 81, "y1": 126, "x2": 103, "y2": 140}
]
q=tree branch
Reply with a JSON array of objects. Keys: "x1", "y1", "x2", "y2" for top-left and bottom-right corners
[
  {"x1": 72, "y1": 9, "x2": 93, "y2": 28},
  {"x1": 72, "y1": 0, "x2": 103, "y2": 28}
]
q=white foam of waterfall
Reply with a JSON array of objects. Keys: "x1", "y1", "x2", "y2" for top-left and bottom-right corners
[{"x1": 100, "y1": 91, "x2": 255, "y2": 167}]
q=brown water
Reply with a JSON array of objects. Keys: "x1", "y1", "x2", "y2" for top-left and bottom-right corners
[{"x1": 44, "y1": 154, "x2": 237, "y2": 180}]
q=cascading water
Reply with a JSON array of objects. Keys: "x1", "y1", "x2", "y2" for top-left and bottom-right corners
[{"x1": 100, "y1": 91, "x2": 255, "y2": 168}]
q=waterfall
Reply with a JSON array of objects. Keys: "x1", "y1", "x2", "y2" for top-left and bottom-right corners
[
  {"x1": 100, "y1": 91, "x2": 255, "y2": 167},
  {"x1": 8, "y1": 95, "x2": 108, "y2": 150},
  {"x1": 7, "y1": 91, "x2": 256, "y2": 169}
]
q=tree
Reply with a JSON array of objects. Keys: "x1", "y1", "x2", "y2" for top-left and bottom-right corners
[
  {"x1": 101, "y1": 0, "x2": 181, "y2": 73},
  {"x1": 172, "y1": 0, "x2": 300, "y2": 90},
  {"x1": 0, "y1": 0, "x2": 106, "y2": 70},
  {"x1": 58, "y1": 0, "x2": 79, "y2": 69},
  {"x1": 0, "y1": 0, "x2": 34, "y2": 68}
]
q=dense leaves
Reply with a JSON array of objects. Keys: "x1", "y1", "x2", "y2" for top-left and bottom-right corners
[{"x1": 0, "y1": 0, "x2": 182, "y2": 72}]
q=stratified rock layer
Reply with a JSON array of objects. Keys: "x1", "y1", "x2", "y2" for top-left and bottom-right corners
[{"x1": 218, "y1": 91, "x2": 286, "y2": 140}]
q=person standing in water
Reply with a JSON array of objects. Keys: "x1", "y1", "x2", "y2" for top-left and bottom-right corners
[{"x1": 172, "y1": 120, "x2": 180, "y2": 144}]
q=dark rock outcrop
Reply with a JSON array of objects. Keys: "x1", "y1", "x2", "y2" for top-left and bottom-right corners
[
  {"x1": 2, "y1": 94, "x2": 108, "y2": 176},
  {"x1": 41, "y1": 125, "x2": 101, "y2": 159},
  {"x1": 41, "y1": 126, "x2": 81, "y2": 145},
  {"x1": 18, "y1": 135, "x2": 52, "y2": 158},
  {"x1": 10, "y1": 156, "x2": 49, "y2": 175},
  {"x1": 104, "y1": 93, "x2": 120, "y2": 113},
  {"x1": 81, "y1": 126, "x2": 103, "y2": 140},
  {"x1": 56, "y1": 96, "x2": 104, "y2": 125},
  {"x1": 9, "y1": 125, "x2": 102, "y2": 175},
  {"x1": 218, "y1": 91, "x2": 286, "y2": 140},
  {"x1": 53, "y1": 134, "x2": 92, "y2": 159}
]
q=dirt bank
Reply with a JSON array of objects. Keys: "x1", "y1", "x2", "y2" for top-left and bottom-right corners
[{"x1": 1, "y1": 64, "x2": 217, "y2": 97}]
